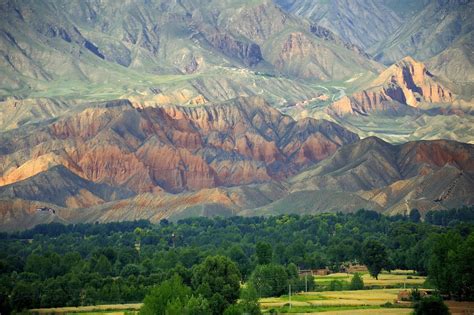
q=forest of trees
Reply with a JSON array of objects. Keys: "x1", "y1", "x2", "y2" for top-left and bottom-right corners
[{"x1": 0, "y1": 206, "x2": 473, "y2": 313}]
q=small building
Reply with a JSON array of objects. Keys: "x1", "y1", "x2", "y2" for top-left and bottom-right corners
[
  {"x1": 340, "y1": 264, "x2": 368, "y2": 273},
  {"x1": 348, "y1": 264, "x2": 368, "y2": 273},
  {"x1": 314, "y1": 268, "x2": 331, "y2": 276}
]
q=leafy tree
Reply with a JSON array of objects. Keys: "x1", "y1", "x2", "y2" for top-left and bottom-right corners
[
  {"x1": 164, "y1": 294, "x2": 210, "y2": 315},
  {"x1": 256, "y1": 241, "x2": 273, "y2": 265},
  {"x1": 350, "y1": 273, "x2": 364, "y2": 290},
  {"x1": 223, "y1": 304, "x2": 244, "y2": 315},
  {"x1": 25, "y1": 253, "x2": 63, "y2": 279},
  {"x1": 410, "y1": 209, "x2": 422, "y2": 223},
  {"x1": 121, "y1": 264, "x2": 141, "y2": 277},
  {"x1": 286, "y1": 263, "x2": 298, "y2": 281},
  {"x1": 452, "y1": 233, "x2": 474, "y2": 300},
  {"x1": 140, "y1": 275, "x2": 193, "y2": 315},
  {"x1": 362, "y1": 239, "x2": 388, "y2": 279},
  {"x1": 249, "y1": 264, "x2": 288, "y2": 297},
  {"x1": 429, "y1": 232, "x2": 474, "y2": 300},
  {"x1": 11, "y1": 281, "x2": 39, "y2": 311},
  {"x1": 238, "y1": 283, "x2": 261, "y2": 315},
  {"x1": 94, "y1": 255, "x2": 113, "y2": 276},
  {"x1": 228, "y1": 244, "x2": 252, "y2": 280},
  {"x1": 413, "y1": 296, "x2": 449, "y2": 315},
  {"x1": 191, "y1": 255, "x2": 241, "y2": 315},
  {"x1": 428, "y1": 232, "x2": 461, "y2": 297},
  {"x1": 223, "y1": 284, "x2": 261, "y2": 315},
  {"x1": 184, "y1": 295, "x2": 211, "y2": 315},
  {"x1": 40, "y1": 278, "x2": 67, "y2": 307}
]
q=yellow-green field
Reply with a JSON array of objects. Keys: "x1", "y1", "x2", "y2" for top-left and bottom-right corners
[
  {"x1": 261, "y1": 288, "x2": 404, "y2": 307},
  {"x1": 29, "y1": 304, "x2": 141, "y2": 315},
  {"x1": 315, "y1": 272, "x2": 426, "y2": 287},
  {"x1": 307, "y1": 309, "x2": 412, "y2": 315},
  {"x1": 260, "y1": 288, "x2": 412, "y2": 314}
]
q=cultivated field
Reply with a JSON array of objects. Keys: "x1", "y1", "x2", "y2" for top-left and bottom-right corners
[
  {"x1": 309, "y1": 309, "x2": 412, "y2": 315},
  {"x1": 29, "y1": 304, "x2": 141, "y2": 315},
  {"x1": 315, "y1": 271, "x2": 426, "y2": 288},
  {"x1": 261, "y1": 288, "x2": 404, "y2": 307}
]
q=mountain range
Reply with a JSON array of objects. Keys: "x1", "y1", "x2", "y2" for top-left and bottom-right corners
[{"x1": 0, "y1": 0, "x2": 472, "y2": 231}]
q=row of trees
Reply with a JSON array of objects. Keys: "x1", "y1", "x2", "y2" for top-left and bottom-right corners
[
  {"x1": 425, "y1": 206, "x2": 474, "y2": 226},
  {"x1": 0, "y1": 207, "x2": 472, "y2": 313}
]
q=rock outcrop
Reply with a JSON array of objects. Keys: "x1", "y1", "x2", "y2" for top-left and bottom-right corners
[
  {"x1": 202, "y1": 29, "x2": 263, "y2": 67},
  {"x1": 327, "y1": 57, "x2": 454, "y2": 117}
]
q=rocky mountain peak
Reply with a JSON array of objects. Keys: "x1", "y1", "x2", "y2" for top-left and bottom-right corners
[
  {"x1": 373, "y1": 56, "x2": 454, "y2": 107},
  {"x1": 327, "y1": 56, "x2": 455, "y2": 117}
]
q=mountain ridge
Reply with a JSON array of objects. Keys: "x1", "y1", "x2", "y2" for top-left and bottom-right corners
[
  {"x1": 0, "y1": 0, "x2": 473, "y2": 231},
  {"x1": 1, "y1": 136, "x2": 472, "y2": 231},
  {"x1": 0, "y1": 96, "x2": 359, "y2": 195}
]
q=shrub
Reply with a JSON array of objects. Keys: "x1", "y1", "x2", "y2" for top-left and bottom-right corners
[
  {"x1": 329, "y1": 280, "x2": 346, "y2": 291},
  {"x1": 410, "y1": 288, "x2": 422, "y2": 302},
  {"x1": 413, "y1": 296, "x2": 449, "y2": 315},
  {"x1": 350, "y1": 273, "x2": 364, "y2": 290}
]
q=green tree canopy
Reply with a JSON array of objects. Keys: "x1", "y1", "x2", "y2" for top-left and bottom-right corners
[
  {"x1": 249, "y1": 264, "x2": 288, "y2": 297},
  {"x1": 191, "y1": 255, "x2": 241, "y2": 315},
  {"x1": 224, "y1": 283, "x2": 261, "y2": 315},
  {"x1": 256, "y1": 241, "x2": 273, "y2": 265},
  {"x1": 362, "y1": 239, "x2": 388, "y2": 279},
  {"x1": 350, "y1": 273, "x2": 364, "y2": 290},
  {"x1": 141, "y1": 275, "x2": 194, "y2": 315}
]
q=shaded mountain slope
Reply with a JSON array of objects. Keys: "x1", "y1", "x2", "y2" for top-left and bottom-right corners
[
  {"x1": 0, "y1": 165, "x2": 134, "y2": 208},
  {"x1": 289, "y1": 137, "x2": 474, "y2": 214},
  {"x1": 373, "y1": 0, "x2": 473, "y2": 66},
  {"x1": 427, "y1": 31, "x2": 474, "y2": 86},
  {"x1": 274, "y1": 0, "x2": 403, "y2": 51},
  {"x1": 291, "y1": 137, "x2": 473, "y2": 192}
]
